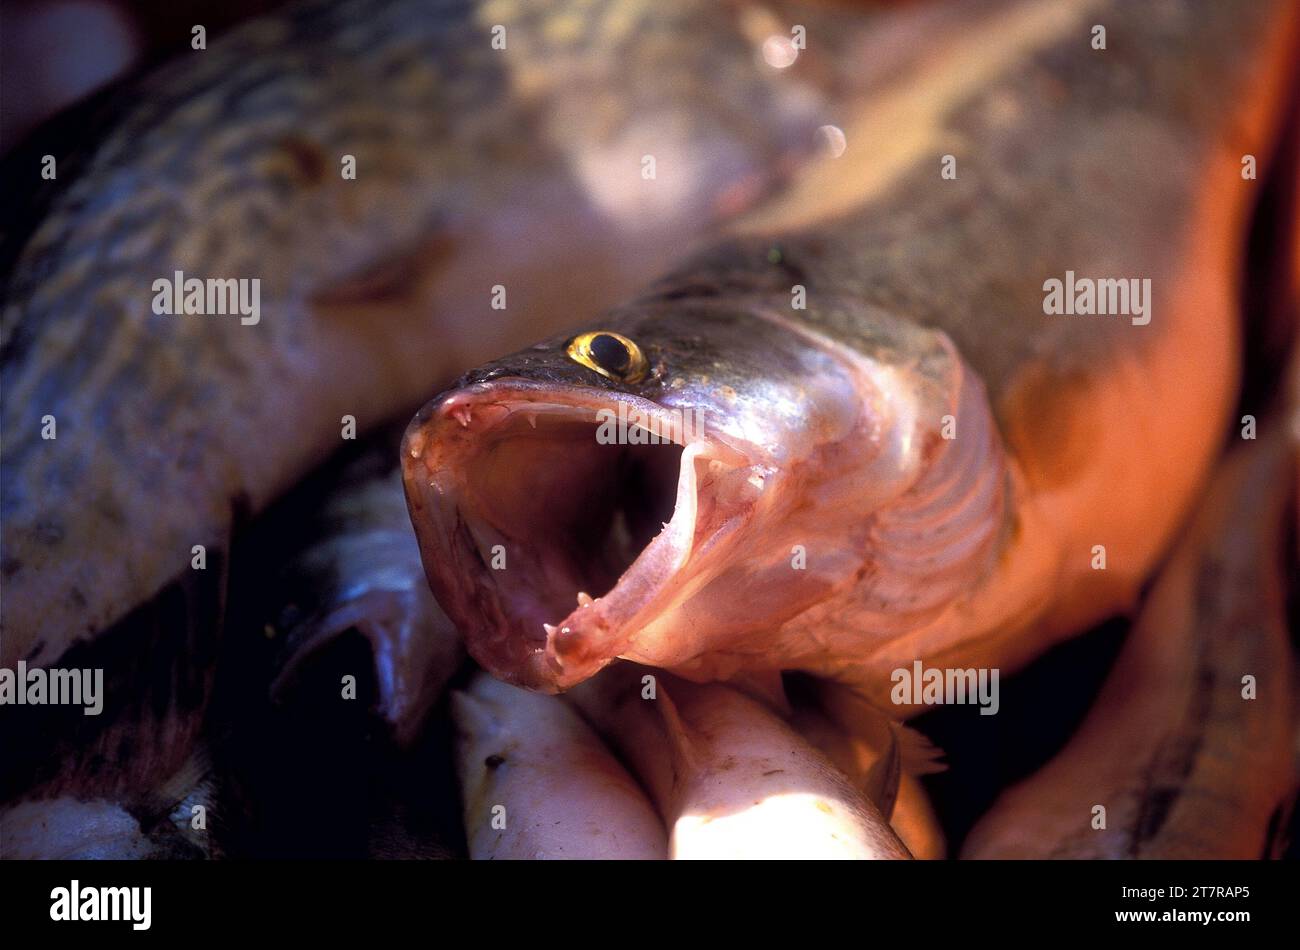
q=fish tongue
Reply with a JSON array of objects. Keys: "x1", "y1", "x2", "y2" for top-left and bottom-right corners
[
  {"x1": 537, "y1": 457, "x2": 697, "y2": 685},
  {"x1": 546, "y1": 522, "x2": 694, "y2": 687}
]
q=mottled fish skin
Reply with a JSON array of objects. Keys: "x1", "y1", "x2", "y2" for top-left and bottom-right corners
[
  {"x1": 568, "y1": 663, "x2": 911, "y2": 859},
  {"x1": 453, "y1": 670, "x2": 666, "y2": 859},
  {"x1": 1, "y1": 0, "x2": 860, "y2": 670},
  {"x1": 962, "y1": 424, "x2": 1298, "y2": 859},
  {"x1": 265, "y1": 441, "x2": 463, "y2": 746},
  {"x1": 403, "y1": 0, "x2": 1300, "y2": 699}
]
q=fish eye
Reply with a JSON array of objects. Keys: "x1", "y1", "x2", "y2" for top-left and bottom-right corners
[{"x1": 566, "y1": 331, "x2": 648, "y2": 383}]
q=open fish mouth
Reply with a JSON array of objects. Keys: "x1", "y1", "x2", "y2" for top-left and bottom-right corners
[{"x1": 402, "y1": 379, "x2": 765, "y2": 692}]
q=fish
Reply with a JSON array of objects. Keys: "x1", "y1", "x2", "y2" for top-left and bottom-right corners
[
  {"x1": 1, "y1": 746, "x2": 223, "y2": 859},
  {"x1": 567, "y1": 662, "x2": 911, "y2": 858},
  {"x1": 1, "y1": 0, "x2": 878, "y2": 672},
  {"x1": 452, "y1": 670, "x2": 666, "y2": 859},
  {"x1": 264, "y1": 440, "x2": 463, "y2": 746},
  {"x1": 403, "y1": 0, "x2": 1300, "y2": 702},
  {"x1": 961, "y1": 422, "x2": 1298, "y2": 859}
]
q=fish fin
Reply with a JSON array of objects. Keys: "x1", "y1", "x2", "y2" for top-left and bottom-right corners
[
  {"x1": 653, "y1": 680, "x2": 704, "y2": 776},
  {"x1": 137, "y1": 744, "x2": 213, "y2": 818},
  {"x1": 272, "y1": 588, "x2": 463, "y2": 747},
  {"x1": 127, "y1": 743, "x2": 222, "y2": 857},
  {"x1": 860, "y1": 728, "x2": 903, "y2": 818},
  {"x1": 892, "y1": 721, "x2": 948, "y2": 776},
  {"x1": 269, "y1": 601, "x2": 379, "y2": 708},
  {"x1": 726, "y1": 669, "x2": 790, "y2": 715},
  {"x1": 814, "y1": 678, "x2": 949, "y2": 776}
]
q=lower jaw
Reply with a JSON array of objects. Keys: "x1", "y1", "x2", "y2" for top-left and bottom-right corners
[{"x1": 419, "y1": 402, "x2": 767, "y2": 690}]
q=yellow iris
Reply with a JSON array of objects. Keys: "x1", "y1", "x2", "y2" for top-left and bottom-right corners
[{"x1": 565, "y1": 331, "x2": 648, "y2": 383}]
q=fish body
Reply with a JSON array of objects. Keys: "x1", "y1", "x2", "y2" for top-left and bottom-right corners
[
  {"x1": 962, "y1": 425, "x2": 1298, "y2": 859},
  {"x1": 404, "y1": 0, "x2": 1300, "y2": 702},
  {"x1": 452, "y1": 670, "x2": 666, "y2": 859},
  {"x1": 568, "y1": 663, "x2": 910, "y2": 859},
  {"x1": 1, "y1": 0, "x2": 860, "y2": 670},
  {"x1": 789, "y1": 676, "x2": 946, "y2": 857}
]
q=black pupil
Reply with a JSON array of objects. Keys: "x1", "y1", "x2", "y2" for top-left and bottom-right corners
[{"x1": 589, "y1": 334, "x2": 631, "y2": 373}]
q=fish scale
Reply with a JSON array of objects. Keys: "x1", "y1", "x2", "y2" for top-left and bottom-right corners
[{"x1": 1, "y1": 0, "x2": 862, "y2": 670}]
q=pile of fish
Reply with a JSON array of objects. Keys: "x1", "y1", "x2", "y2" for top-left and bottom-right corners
[{"x1": 2, "y1": 0, "x2": 1298, "y2": 859}]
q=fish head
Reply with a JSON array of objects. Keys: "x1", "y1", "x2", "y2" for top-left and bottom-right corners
[{"x1": 402, "y1": 293, "x2": 962, "y2": 692}]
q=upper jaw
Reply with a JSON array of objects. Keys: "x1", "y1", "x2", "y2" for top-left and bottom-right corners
[{"x1": 402, "y1": 378, "x2": 766, "y2": 692}]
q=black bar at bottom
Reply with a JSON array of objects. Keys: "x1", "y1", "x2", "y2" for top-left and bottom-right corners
[{"x1": 0, "y1": 859, "x2": 1290, "y2": 938}]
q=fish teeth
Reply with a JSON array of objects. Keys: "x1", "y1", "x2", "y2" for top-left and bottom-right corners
[
  {"x1": 542, "y1": 623, "x2": 559, "y2": 637},
  {"x1": 525, "y1": 412, "x2": 538, "y2": 429},
  {"x1": 577, "y1": 591, "x2": 594, "y2": 607}
]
